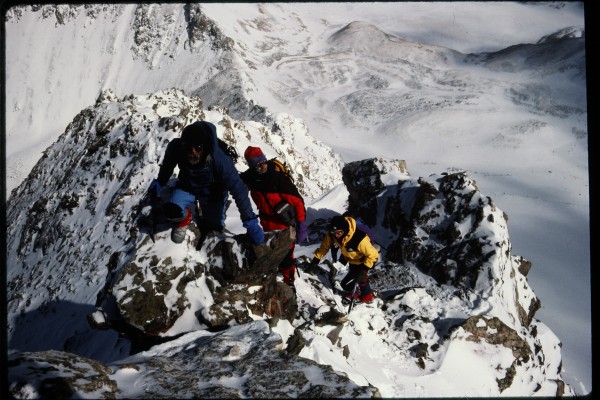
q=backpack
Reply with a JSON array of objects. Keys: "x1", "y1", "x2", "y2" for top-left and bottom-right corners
[
  {"x1": 269, "y1": 158, "x2": 295, "y2": 183},
  {"x1": 218, "y1": 139, "x2": 240, "y2": 164}
]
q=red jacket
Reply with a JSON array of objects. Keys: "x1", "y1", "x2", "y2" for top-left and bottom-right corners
[{"x1": 241, "y1": 160, "x2": 306, "y2": 231}]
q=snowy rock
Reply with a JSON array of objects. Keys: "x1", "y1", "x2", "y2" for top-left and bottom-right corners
[
  {"x1": 342, "y1": 157, "x2": 409, "y2": 225},
  {"x1": 107, "y1": 197, "x2": 297, "y2": 335},
  {"x1": 8, "y1": 350, "x2": 118, "y2": 399},
  {"x1": 8, "y1": 322, "x2": 380, "y2": 399}
]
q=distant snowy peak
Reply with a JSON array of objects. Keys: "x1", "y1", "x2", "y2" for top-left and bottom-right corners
[
  {"x1": 537, "y1": 26, "x2": 585, "y2": 43},
  {"x1": 465, "y1": 26, "x2": 586, "y2": 77},
  {"x1": 327, "y1": 20, "x2": 461, "y2": 65}
]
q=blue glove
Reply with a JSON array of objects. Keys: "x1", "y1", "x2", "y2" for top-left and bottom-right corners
[
  {"x1": 148, "y1": 179, "x2": 161, "y2": 196},
  {"x1": 296, "y1": 220, "x2": 308, "y2": 243},
  {"x1": 243, "y1": 218, "x2": 265, "y2": 245}
]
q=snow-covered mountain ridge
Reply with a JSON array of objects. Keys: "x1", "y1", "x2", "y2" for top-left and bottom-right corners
[
  {"x1": 5, "y1": 3, "x2": 586, "y2": 195},
  {"x1": 6, "y1": 87, "x2": 340, "y2": 317},
  {"x1": 7, "y1": 86, "x2": 572, "y2": 397},
  {"x1": 4, "y1": 2, "x2": 589, "y2": 396}
]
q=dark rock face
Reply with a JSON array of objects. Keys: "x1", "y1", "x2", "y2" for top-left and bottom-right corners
[
  {"x1": 116, "y1": 260, "x2": 200, "y2": 334},
  {"x1": 342, "y1": 160, "x2": 540, "y2": 329},
  {"x1": 342, "y1": 158, "x2": 408, "y2": 226}
]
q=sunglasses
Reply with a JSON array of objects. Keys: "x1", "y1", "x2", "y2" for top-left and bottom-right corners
[
  {"x1": 330, "y1": 229, "x2": 344, "y2": 236},
  {"x1": 255, "y1": 161, "x2": 267, "y2": 170}
]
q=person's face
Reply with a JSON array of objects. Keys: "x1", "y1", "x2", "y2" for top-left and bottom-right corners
[
  {"x1": 187, "y1": 144, "x2": 204, "y2": 165},
  {"x1": 331, "y1": 229, "x2": 344, "y2": 238},
  {"x1": 255, "y1": 160, "x2": 267, "y2": 174}
]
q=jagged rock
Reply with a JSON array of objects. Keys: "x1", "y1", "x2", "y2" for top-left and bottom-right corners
[
  {"x1": 372, "y1": 165, "x2": 541, "y2": 330},
  {"x1": 326, "y1": 325, "x2": 345, "y2": 345},
  {"x1": 454, "y1": 316, "x2": 533, "y2": 393},
  {"x1": 286, "y1": 329, "x2": 307, "y2": 355},
  {"x1": 8, "y1": 322, "x2": 379, "y2": 399},
  {"x1": 111, "y1": 226, "x2": 296, "y2": 336},
  {"x1": 8, "y1": 350, "x2": 118, "y2": 399},
  {"x1": 114, "y1": 259, "x2": 200, "y2": 334},
  {"x1": 342, "y1": 158, "x2": 408, "y2": 226}
]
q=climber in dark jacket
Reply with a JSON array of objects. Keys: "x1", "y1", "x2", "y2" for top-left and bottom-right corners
[{"x1": 147, "y1": 121, "x2": 264, "y2": 245}]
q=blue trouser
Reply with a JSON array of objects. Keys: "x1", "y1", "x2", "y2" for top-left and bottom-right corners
[{"x1": 165, "y1": 188, "x2": 228, "y2": 231}]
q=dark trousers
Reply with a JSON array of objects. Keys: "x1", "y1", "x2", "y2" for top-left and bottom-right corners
[
  {"x1": 340, "y1": 264, "x2": 372, "y2": 295},
  {"x1": 279, "y1": 243, "x2": 296, "y2": 285}
]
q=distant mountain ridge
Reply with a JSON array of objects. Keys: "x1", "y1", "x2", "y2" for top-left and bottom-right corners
[{"x1": 5, "y1": 4, "x2": 586, "y2": 189}]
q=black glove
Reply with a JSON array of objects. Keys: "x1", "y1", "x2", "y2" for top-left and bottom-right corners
[
  {"x1": 306, "y1": 257, "x2": 320, "y2": 274},
  {"x1": 338, "y1": 255, "x2": 348, "y2": 266}
]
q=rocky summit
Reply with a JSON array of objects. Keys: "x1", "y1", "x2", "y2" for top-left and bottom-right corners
[{"x1": 6, "y1": 89, "x2": 569, "y2": 397}]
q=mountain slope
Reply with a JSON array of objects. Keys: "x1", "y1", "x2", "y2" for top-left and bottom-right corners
[
  {"x1": 4, "y1": 2, "x2": 589, "y2": 394},
  {"x1": 6, "y1": 88, "x2": 341, "y2": 351},
  {"x1": 6, "y1": 87, "x2": 572, "y2": 397}
]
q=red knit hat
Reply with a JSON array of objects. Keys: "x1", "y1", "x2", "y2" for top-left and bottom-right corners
[{"x1": 244, "y1": 146, "x2": 267, "y2": 168}]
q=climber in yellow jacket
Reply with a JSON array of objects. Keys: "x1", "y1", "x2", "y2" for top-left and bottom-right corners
[{"x1": 309, "y1": 215, "x2": 379, "y2": 303}]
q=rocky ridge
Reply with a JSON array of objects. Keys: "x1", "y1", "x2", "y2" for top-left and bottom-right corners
[
  {"x1": 4, "y1": 3, "x2": 580, "y2": 397},
  {"x1": 7, "y1": 88, "x2": 570, "y2": 397}
]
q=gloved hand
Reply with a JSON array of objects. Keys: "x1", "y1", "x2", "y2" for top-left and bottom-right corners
[
  {"x1": 243, "y1": 218, "x2": 265, "y2": 245},
  {"x1": 296, "y1": 220, "x2": 308, "y2": 243},
  {"x1": 148, "y1": 179, "x2": 161, "y2": 196},
  {"x1": 306, "y1": 257, "x2": 320, "y2": 274}
]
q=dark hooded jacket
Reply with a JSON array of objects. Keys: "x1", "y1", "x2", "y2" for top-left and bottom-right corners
[{"x1": 157, "y1": 121, "x2": 256, "y2": 221}]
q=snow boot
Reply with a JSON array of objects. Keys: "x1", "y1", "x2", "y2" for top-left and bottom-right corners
[
  {"x1": 359, "y1": 292, "x2": 374, "y2": 303},
  {"x1": 171, "y1": 207, "x2": 192, "y2": 243},
  {"x1": 341, "y1": 290, "x2": 359, "y2": 305}
]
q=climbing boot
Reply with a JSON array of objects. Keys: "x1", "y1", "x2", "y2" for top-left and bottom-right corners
[{"x1": 171, "y1": 207, "x2": 192, "y2": 243}]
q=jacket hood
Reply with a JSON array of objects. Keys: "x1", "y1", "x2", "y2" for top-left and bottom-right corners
[{"x1": 181, "y1": 121, "x2": 217, "y2": 153}]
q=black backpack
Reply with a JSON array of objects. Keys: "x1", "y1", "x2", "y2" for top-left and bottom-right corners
[{"x1": 218, "y1": 139, "x2": 240, "y2": 164}]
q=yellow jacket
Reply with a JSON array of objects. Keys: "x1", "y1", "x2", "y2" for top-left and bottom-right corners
[{"x1": 313, "y1": 216, "x2": 379, "y2": 268}]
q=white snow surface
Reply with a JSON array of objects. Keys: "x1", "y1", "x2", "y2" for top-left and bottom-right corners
[{"x1": 4, "y1": 2, "x2": 590, "y2": 396}]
